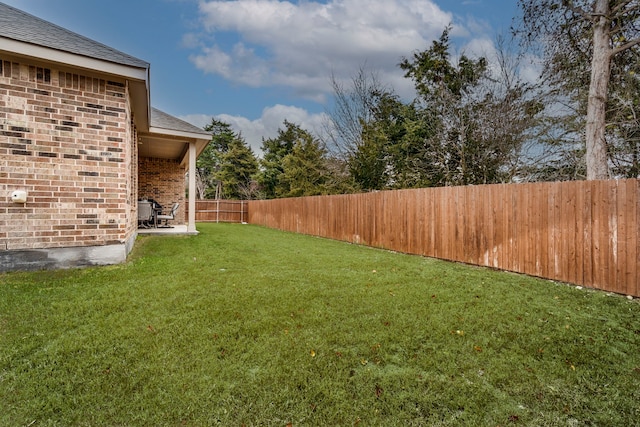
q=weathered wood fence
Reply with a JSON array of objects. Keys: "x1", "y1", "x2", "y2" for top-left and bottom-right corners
[
  {"x1": 248, "y1": 179, "x2": 639, "y2": 297},
  {"x1": 187, "y1": 200, "x2": 248, "y2": 223}
]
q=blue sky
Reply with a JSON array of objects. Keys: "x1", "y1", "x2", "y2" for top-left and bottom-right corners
[{"x1": 4, "y1": 0, "x2": 521, "y2": 153}]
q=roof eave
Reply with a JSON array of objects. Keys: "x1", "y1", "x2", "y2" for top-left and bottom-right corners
[
  {"x1": 148, "y1": 126, "x2": 211, "y2": 142},
  {"x1": 147, "y1": 126, "x2": 210, "y2": 167},
  {"x1": 0, "y1": 37, "x2": 151, "y2": 130}
]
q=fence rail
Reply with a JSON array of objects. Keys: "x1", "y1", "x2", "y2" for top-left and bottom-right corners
[
  {"x1": 188, "y1": 200, "x2": 248, "y2": 223},
  {"x1": 248, "y1": 179, "x2": 639, "y2": 297}
]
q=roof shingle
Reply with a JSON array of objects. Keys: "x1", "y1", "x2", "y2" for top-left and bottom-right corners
[
  {"x1": 151, "y1": 108, "x2": 211, "y2": 137},
  {"x1": 0, "y1": 1, "x2": 149, "y2": 69}
]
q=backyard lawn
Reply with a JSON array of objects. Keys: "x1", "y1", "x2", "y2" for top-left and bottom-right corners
[{"x1": 1, "y1": 223, "x2": 639, "y2": 426}]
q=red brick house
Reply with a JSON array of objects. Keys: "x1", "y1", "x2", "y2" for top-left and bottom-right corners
[{"x1": 0, "y1": 3, "x2": 211, "y2": 271}]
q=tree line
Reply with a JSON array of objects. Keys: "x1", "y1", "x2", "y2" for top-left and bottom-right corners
[{"x1": 195, "y1": 0, "x2": 640, "y2": 200}]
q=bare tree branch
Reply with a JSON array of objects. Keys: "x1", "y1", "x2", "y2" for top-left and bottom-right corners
[{"x1": 612, "y1": 37, "x2": 640, "y2": 55}]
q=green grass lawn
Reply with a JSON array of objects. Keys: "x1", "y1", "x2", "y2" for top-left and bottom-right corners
[{"x1": 1, "y1": 223, "x2": 639, "y2": 426}]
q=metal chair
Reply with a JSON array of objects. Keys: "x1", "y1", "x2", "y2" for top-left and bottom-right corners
[
  {"x1": 156, "y1": 203, "x2": 179, "y2": 227},
  {"x1": 137, "y1": 200, "x2": 154, "y2": 228}
]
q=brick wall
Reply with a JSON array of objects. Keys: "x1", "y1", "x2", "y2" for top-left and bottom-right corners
[
  {"x1": 138, "y1": 157, "x2": 186, "y2": 224},
  {"x1": 0, "y1": 55, "x2": 136, "y2": 251}
]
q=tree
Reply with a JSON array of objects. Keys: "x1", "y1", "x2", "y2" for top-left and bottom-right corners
[
  {"x1": 469, "y1": 35, "x2": 551, "y2": 182},
  {"x1": 258, "y1": 120, "x2": 299, "y2": 199},
  {"x1": 517, "y1": 0, "x2": 640, "y2": 179},
  {"x1": 280, "y1": 132, "x2": 331, "y2": 197},
  {"x1": 400, "y1": 28, "x2": 491, "y2": 186},
  {"x1": 216, "y1": 136, "x2": 259, "y2": 200},
  {"x1": 324, "y1": 65, "x2": 439, "y2": 190},
  {"x1": 607, "y1": 43, "x2": 640, "y2": 177},
  {"x1": 324, "y1": 30, "x2": 543, "y2": 188},
  {"x1": 399, "y1": 28, "x2": 541, "y2": 186},
  {"x1": 323, "y1": 66, "x2": 394, "y2": 191},
  {"x1": 323, "y1": 67, "x2": 385, "y2": 158},
  {"x1": 324, "y1": 155, "x2": 357, "y2": 194},
  {"x1": 359, "y1": 91, "x2": 434, "y2": 188},
  {"x1": 196, "y1": 118, "x2": 237, "y2": 199},
  {"x1": 260, "y1": 121, "x2": 345, "y2": 198},
  {"x1": 197, "y1": 118, "x2": 259, "y2": 200}
]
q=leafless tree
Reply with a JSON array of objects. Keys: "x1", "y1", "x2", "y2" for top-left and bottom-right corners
[{"x1": 517, "y1": 0, "x2": 640, "y2": 179}]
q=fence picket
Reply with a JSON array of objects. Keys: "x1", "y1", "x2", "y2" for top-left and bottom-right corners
[{"x1": 246, "y1": 180, "x2": 640, "y2": 296}]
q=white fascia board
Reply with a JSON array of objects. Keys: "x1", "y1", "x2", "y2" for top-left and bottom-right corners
[
  {"x1": 0, "y1": 38, "x2": 148, "y2": 81},
  {"x1": 148, "y1": 126, "x2": 211, "y2": 142}
]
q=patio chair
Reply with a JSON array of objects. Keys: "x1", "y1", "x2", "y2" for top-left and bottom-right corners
[
  {"x1": 138, "y1": 200, "x2": 154, "y2": 228},
  {"x1": 156, "y1": 203, "x2": 179, "y2": 227}
]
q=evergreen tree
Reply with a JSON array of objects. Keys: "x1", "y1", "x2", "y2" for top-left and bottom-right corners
[
  {"x1": 259, "y1": 121, "x2": 348, "y2": 198},
  {"x1": 399, "y1": 28, "x2": 540, "y2": 185},
  {"x1": 197, "y1": 118, "x2": 259, "y2": 200},
  {"x1": 196, "y1": 119, "x2": 236, "y2": 199},
  {"x1": 280, "y1": 131, "x2": 332, "y2": 197},
  {"x1": 258, "y1": 120, "x2": 299, "y2": 199},
  {"x1": 217, "y1": 136, "x2": 259, "y2": 200}
]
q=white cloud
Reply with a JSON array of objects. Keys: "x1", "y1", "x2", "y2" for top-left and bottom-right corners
[
  {"x1": 188, "y1": 43, "x2": 272, "y2": 87},
  {"x1": 182, "y1": 0, "x2": 536, "y2": 158},
  {"x1": 519, "y1": 53, "x2": 543, "y2": 84},
  {"x1": 191, "y1": 0, "x2": 454, "y2": 100},
  {"x1": 461, "y1": 37, "x2": 496, "y2": 59},
  {"x1": 180, "y1": 104, "x2": 328, "y2": 155}
]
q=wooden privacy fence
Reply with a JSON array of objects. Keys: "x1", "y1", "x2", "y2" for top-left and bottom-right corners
[
  {"x1": 187, "y1": 200, "x2": 248, "y2": 223},
  {"x1": 248, "y1": 179, "x2": 639, "y2": 297}
]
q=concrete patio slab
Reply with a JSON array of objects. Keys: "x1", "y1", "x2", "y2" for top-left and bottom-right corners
[{"x1": 137, "y1": 225, "x2": 198, "y2": 236}]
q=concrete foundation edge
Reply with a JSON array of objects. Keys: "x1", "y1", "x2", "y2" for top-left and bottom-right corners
[{"x1": 0, "y1": 233, "x2": 137, "y2": 272}]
